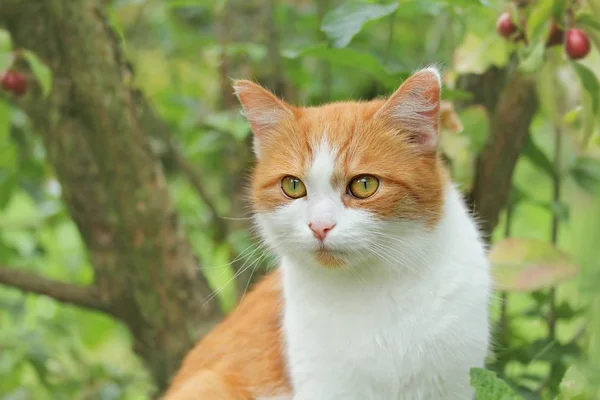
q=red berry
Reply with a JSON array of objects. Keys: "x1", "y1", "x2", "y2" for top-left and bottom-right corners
[
  {"x1": 497, "y1": 12, "x2": 518, "y2": 39},
  {"x1": 1, "y1": 70, "x2": 17, "y2": 91},
  {"x1": 12, "y1": 74, "x2": 27, "y2": 96},
  {"x1": 1, "y1": 70, "x2": 27, "y2": 96},
  {"x1": 546, "y1": 23, "x2": 564, "y2": 47},
  {"x1": 565, "y1": 28, "x2": 591, "y2": 60}
]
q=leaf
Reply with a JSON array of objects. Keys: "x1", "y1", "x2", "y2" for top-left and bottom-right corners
[
  {"x1": 0, "y1": 29, "x2": 11, "y2": 52},
  {"x1": 22, "y1": 50, "x2": 52, "y2": 97},
  {"x1": 442, "y1": 88, "x2": 473, "y2": 101},
  {"x1": 573, "y1": 63, "x2": 600, "y2": 113},
  {"x1": 518, "y1": 41, "x2": 545, "y2": 73},
  {"x1": 454, "y1": 33, "x2": 509, "y2": 74},
  {"x1": 552, "y1": 0, "x2": 569, "y2": 19},
  {"x1": 553, "y1": 302, "x2": 585, "y2": 320},
  {"x1": 0, "y1": 171, "x2": 17, "y2": 209},
  {"x1": 522, "y1": 136, "x2": 555, "y2": 177},
  {"x1": 321, "y1": 1, "x2": 399, "y2": 48},
  {"x1": 0, "y1": 51, "x2": 12, "y2": 72},
  {"x1": 525, "y1": 0, "x2": 553, "y2": 44},
  {"x1": 570, "y1": 156, "x2": 600, "y2": 194},
  {"x1": 470, "y1": 368, "x2": 522, "y2": 400},
  {"x1": 395, "y1": 0, "x2": 445, "y2": 17},
  {"x1": 575, "y1": 13, "x2": 600, "y2": 32},
  {"x1": 489, "y1": 238, "x2": 580, "y2": 292},
  {"x1": 283, "y1": 44, "x2": 398, "y2": 82},
  {"x1": 527, "y1": 199, "x2": 570, "y2": 221}
]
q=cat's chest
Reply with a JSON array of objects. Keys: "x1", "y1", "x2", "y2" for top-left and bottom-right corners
[
  {"x1": 282, "y1": 292, "x2": 452, "y2": 399},
  {"x1": 279, "y1": 265, "x2": 480, "y2": 399},
  {"x1": 283, "y1": 286, "x2": 441, "y2": 365}
]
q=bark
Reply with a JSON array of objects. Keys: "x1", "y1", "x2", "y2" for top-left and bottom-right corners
[
  {"x1": 459, "y1": 67, "x2": 539, "y2": 238},
  {"x1": 0, "y1": 0, "x2": 221, "y2": 391}
]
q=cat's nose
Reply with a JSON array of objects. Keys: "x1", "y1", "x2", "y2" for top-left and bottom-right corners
[{"x1": 308, "y1": 221, "x2": 336, "y2": 240}]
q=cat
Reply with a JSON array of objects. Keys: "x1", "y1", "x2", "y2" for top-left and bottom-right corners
[{"x1": 164, "y1": 67, "x2": 491, "y2": 400}]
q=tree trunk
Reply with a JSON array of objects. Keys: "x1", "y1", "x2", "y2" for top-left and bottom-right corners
[
  {"x1": 459, "y1": 66, "x2": 539, "y2": 238},
  {"x1": 0, "y1": 0, "x2": 221, "y2": 391}
]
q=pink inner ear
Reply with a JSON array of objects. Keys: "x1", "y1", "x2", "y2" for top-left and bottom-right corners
[
  {"x1": 233, "y1": 80, "x2": 293, "y2": 138},
  {"x1": 376, "y1": 68, "x2": 441, "y2": 151}
]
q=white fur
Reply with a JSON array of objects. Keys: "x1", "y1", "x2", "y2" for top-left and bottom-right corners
[{"x1": 255, "y1": 142, "x2": 491, "y2": 400}]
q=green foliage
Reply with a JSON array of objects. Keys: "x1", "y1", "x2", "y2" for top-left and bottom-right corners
[
  {"x1": 570, "y1": 157, "x2": 600, "y2": 194},
  {"x1": 321, "y1": 1, "x2": 399, "y2": 48},
  {"x1": 1, "y1": 0, "x2": 600, "y2": 398},
  {"x1": 21, "y1": 50, "x2": 52, "y2": 97},
  {"x1": 470, "y1": 368, "x2": 522, "y2": 400}
]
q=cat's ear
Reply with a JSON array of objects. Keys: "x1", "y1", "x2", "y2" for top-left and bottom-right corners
[
  {"x1": 233, "y1": 80, "x2": 294, "y2": 158},
  {"x1": 376, "y1": 67, "x2": 441, "y2": 152}
]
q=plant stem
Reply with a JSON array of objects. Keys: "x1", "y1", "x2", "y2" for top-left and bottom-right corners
[
  {"x1": 549, "y1": 124, "x2": 562, "y2": 340},
  {"x1": 497, "y1": 204, "x2": 513, "y2": 373}
]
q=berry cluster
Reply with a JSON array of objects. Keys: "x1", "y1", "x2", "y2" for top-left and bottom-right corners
[
  {"x1": 1, "y1": 70, "x2": 27, "y2": 97},
  {"x1": 496, "y1": 11, "x2": 591, "y2": 60}
]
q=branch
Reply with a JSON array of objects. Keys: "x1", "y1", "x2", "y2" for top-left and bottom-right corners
[{"x1": 0, "y1": 266, "x2": 111, "y2": 313}]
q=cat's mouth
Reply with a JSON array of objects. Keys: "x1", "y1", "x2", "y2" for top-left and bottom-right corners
[{"x1": 314, "y1": 247, "x2": 346, "y2": 268}]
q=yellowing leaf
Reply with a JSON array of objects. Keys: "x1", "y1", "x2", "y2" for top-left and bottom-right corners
[
  {"x1": 490, "y1": 238, "x2": 579, "y2": 292},
  {"x1": 454, "y1": 33, "x2": 509, "y2": 75}
]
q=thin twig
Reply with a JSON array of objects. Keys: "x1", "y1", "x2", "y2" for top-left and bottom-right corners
[
  {"x1": 0, "y1": 266, "x2": 111, "y2": 313},
  {"x1": 169, "y1": 144, "x2": 228, "y2": 241}
]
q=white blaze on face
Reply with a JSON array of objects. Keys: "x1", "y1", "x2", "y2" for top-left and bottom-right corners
[{"x1": 304, "y1": 140, "x2": 340, "y2": 231}]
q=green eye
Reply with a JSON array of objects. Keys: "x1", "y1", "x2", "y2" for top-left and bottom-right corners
[
  {"x1": 348, "y1": 175, "x2": 379, "y2": 199},
  {"x1": 281, "y1": 176, "x2": 307, "y2": 199}
]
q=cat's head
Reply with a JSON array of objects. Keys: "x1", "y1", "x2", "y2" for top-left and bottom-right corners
[{"x1": 234, "y1": 68, "x2": 446, "y2": 269}]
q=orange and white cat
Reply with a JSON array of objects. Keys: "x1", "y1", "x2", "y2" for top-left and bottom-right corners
[{"x1": 164, "y1": 68, "x2": 491, "y2": 400}]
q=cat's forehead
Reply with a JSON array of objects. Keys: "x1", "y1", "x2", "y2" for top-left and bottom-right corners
[
  {"x1": 257, "y1": 100, "x2": 412, "y2": 182},
  {"x1": 296, "y1": 101, "x2": 385, "y2": 149}
]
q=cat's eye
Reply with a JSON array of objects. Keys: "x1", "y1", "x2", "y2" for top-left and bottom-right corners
[
  {"x1": 348, "y1": 175, "x2": 380, "y2": 199},
  {"x1": 281, "y1": 176, "x2": 307, "y2": 199}
]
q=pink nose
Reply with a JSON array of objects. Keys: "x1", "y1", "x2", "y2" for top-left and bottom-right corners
[{"x1": 309, "y1": 222, "x2": 336, "y2": 240}]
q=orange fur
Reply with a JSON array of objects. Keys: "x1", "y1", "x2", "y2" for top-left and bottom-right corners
[
  {"x1": 164, "y1": 272, "x2": 290, "y2": 399},
  {"x1": 165, "y1": 71, "x2": 452, "y2": 398},
  {"x1": 252, "y1": 100, "x2": 446, "y2": 227}
]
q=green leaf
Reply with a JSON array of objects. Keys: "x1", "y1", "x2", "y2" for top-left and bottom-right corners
[
  {"x1": 518, "y1": 41, "x2": 545, "y2": 73},
  {"x1": 321, "y1": 1, "x2": 399, "y2": 48},
  {"x1": 575, "y1": 13, "x2": 600, "y2": 32},
  {"x1": 22, "y1": 49, "x2": 52, "y2": 97},
  {"x1": 570, "y1": 156, "x2": 600, "y2": 194},
  {"x1": 553, "y1": 302, "x2": 585, "y2": 320},
  {"x1": 529, "y1": 200, "x2": 570, "y2": 222},
  {"x1": 454, "y1": 33, "x2": 509, "y2": 74},
  {"x1": 283, "y1": 44, "x2": 399, "y2": 82},
  {"x1": 442, "y1": 88, "x2": 473, "y2": 101},
  {"x1": 489, "y1": 238, "x2": 580, "y2": 292},
  {"x1": 522, "y1": 136, "x2": 555, "y2": 177},
  {"x1": 0, "y1": 29, "x2": 12, "y2": 52},
  {"x1": 470, "y1": 368, "x2": 522, "y2": 399},
  {"x1": 552, "y1": 0, "x2": 569, "y2": 19},
  {"x1": 0, "y1": 51, "x2": 12, "y2": 72},
  {"x1": 525, "y1": 0, "x2": 553, "y2": 44},
  {"x1": 573, "y1": 63, "x2": 600, "y2": 113},
  {"x1": 0, "y1": 171, "x2": 17, "y2": 209}
]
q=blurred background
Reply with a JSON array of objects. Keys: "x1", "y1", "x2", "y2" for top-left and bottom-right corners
[{"x1": 0, "y1": 0, "x2": 599, "y2": 399}]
